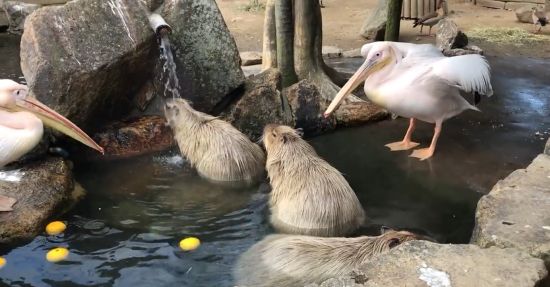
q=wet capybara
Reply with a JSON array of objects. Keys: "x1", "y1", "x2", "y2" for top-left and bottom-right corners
[
  {"x1": 164, "y1": 98, "x2": 265, "y2": 182},
  {"x1": 234, "y1": 228, "x2": 420, "y2": 287},
  {"x1": 263, "y1": 124, "x2": 365, "y2": 237}
]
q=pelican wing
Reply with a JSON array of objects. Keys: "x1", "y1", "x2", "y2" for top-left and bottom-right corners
[{"x1": 431, "y1": 54, "x2": 493, "y2": 96}]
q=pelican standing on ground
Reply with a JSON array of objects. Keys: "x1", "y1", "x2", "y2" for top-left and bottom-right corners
[
  {"x1": 324, "y1": 42, "x2": 492, "y2": 160},
  {"x1": 0, "y1": 79, "x2": 103, "y2": 210}
]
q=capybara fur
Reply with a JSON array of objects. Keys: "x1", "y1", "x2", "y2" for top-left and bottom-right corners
[
  {"x1": 164, "y1": 98, "x2": 265, "y2": 182},
  {"x1": 263, "y1": 124, "x2": 366, "y2": 237},
  {"x1": 234, "y1": 229, "x2": 420, "y2": 287}
]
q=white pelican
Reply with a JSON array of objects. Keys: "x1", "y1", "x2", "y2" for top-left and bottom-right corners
[
  {"x1": 324, "y1": 42, "x2": 492, "y2": 160},
  {"x1": 0, "y1": 79, "x2": 103, "y2": 210}
]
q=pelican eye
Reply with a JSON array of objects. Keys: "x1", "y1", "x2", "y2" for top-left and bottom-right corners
[{"x1": 376, "y1": 53, "x2": 381, "y2": 57}]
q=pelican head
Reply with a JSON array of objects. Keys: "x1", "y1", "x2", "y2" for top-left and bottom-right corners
[
  {"x1": 0, "y1": 79, "x2": 104, "y2": 155},
  {"x1": 324, "y1": 42, "x2": 397, "y2": 117}
]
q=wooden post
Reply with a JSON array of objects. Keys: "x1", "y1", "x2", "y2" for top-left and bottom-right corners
[{"x1": 385, "y1": 0, "x2": 403, "y2": 41}]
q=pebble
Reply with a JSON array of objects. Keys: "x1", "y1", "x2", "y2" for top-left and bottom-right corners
[
  {"x1": 46, "y1": 221, "x2": 66, "y2": 235},
  {"x1": 179, "y1": 237, "x2": 201, "y2": 251}
]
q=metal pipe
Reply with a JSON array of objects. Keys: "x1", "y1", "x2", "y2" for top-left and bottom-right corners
[{"x1": 148, "y1": 13, "x2": 171, "y2": 36}]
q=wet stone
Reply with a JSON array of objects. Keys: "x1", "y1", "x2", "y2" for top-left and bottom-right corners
[
  {"x1": 0, "y1": 157, "x2": 77, "y2": 244},
  {"x1": 471, "y1": 154, "x2": 550, "y2": 267},
  {"x1": 312, "y1": 241, "x2": 547, "y2": 287},
  {"x1": 84, "y1": 116, "x2": 176, "y2": 161},
  {"x1": 222, "y1": 68, "x2": 293, "y2": 141}
]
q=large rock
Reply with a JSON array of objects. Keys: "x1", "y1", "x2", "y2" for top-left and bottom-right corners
[
  {"x1": 222, "y1": 69, "x2": 293, "y2": 141},
  {"x1": 3, "y1": 1, "x2": 40, "y2": 34},
  {"x1": 160, "y1": 0, "x2": 245, "y2": 113},
  {"x1": 0, "y1": 157, "x2": 78, "y2": 244},
  {"x1": 359, "y1": 0, "x2": 386, "y2": 40},
  {"x1": 471, "y1": 154, "x2": 550, "y2": 267},
  {"x1": 313, "y1": 241, "x2": 547, "y2": 287},
  {"x1": 20, "y1": 0, "x2": 157, "y2": 129},
  {"x1": 286, "y1": 80, "x2": 337, "y2": 136},
  {"x1": 286, "y1": 80, "x2": 388, "y2": 136},
  {"x1": 435, "y1": 19, "x2": 468, "y2": 52},
  {"x1": 515, "y1": 5, "x2": 540, "y2": 23},
  {"x1": 0, "y1": 5, "x2": 9, "y2": 30},
  {"x1": 83, "y1": 116, "x2": 176, "y2": 161}
]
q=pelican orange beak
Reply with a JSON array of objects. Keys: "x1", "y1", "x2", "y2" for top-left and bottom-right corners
[
  {"x1": 13, "y1": 96, "x2": 104, "y2": 154},
  {"x1": 323, "y1": 57, "x2": 389, "y2": 117}
]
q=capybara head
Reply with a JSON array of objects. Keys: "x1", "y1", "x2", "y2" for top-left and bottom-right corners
[
  {"x1": 164, "y1": 98, "x2": 194, "y2": 128},
  {"x1": 369, "y1": 227, "x2": 422, "y2": 254},
  {"x1": 263, "y1": 124, "x2": 304, "y2": 152}
]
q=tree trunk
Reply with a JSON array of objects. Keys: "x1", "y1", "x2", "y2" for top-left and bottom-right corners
[
  {"x1": 546, "y1": 0, "x2": 549, "y2": 13},
  {"x1": 275, "y1": 0, "x2": 297, "y2": 87},
  {"x1": 262, "y1": 0, "x2": 277, "y2": 70},
  {"x1": 385, "y1": 0, "x2": 403, "y2": 41},
  {"x1": 294, "y1": 0, "x2": 341, "y2": 100}
]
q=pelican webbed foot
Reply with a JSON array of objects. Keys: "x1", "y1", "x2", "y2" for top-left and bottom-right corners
[
  {"x1": 409, "y1": 147, "x2": 435, "y2": 161},
  {"x1": 385, "y1": 141, "x2": 420, "y2": 151}
]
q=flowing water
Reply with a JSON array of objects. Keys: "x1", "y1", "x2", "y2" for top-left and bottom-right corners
[
  {"x1": 159, "y1": 34, "x2": 181, "y2": 99},
  {"x1": 1, "y1": 34, "x2": 550, "y2": 286}
]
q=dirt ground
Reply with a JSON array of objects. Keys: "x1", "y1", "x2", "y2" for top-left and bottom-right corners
[{"x1": 217, "y1": 0, "x2": 550, "y2": 58}]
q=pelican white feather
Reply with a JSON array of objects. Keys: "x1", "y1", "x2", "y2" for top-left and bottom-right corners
[{"x1": 325, "y1": 41, "x2": 493, "y2": 160}]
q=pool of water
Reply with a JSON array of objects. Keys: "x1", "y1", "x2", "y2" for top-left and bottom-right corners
[{"x1": 1, "y1": 33, "x2": 549, "y2": 286}]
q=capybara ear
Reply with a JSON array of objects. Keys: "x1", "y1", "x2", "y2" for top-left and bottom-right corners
[
  {"x1": 388, "y1": 238, "x2": 401, "y2": 248},
  {"x1": 296, "y1": 128, "x2": 304, "y2": 137},
  {"x1": 380, "y1": 225, "x2": 394, "y2": 234},
  {"x1": 281, "y1": 134, "x2": 289, "y2": 144}
]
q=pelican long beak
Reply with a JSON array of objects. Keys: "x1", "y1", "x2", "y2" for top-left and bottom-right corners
[
  {"x1": 14, "y1": 97, "x2": 104, "y2": 154},
  {"x1": 323, "y1": 59, "x2": 378, "y2": 117}
]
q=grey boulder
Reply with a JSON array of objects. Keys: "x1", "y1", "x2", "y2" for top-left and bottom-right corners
[
  {"x1": 20, "y1": 0, "x2": 157, "y2": 129},
  {"x1": 3, "y1": 1, "x2": 40, "y2": 34}
]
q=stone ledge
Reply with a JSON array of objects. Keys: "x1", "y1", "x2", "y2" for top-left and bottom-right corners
[
  {"x1": 471, "y1": 153, "x2": 550, "y2": 267},
  {"x1": 312, "y1": 241, "x2": 547, "y2": 287}
]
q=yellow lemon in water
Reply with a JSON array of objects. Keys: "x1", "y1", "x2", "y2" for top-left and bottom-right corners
[
  {"x1": 0, "y1": 257, "x2": 6, "y2": 269},
  {"x1": 179, "y1": 237, "x2": 200, "y2": 251},
  {"x1": 46, "y1": 247, "x2": 69, "y2": 263},
  {"x1": 46, "y1": 221, "x2": 66, "y2": 235}
]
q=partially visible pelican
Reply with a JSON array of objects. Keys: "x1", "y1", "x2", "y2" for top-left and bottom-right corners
[
  {"x1": 531, "y1": 7, "x2": 548, "y2": 34},
  {"x1": 0, "y1": 79, "x2": 103, "y2": 210},
  {"x1": 324, "y1": 42, "x2": 492, "y2": 160}
]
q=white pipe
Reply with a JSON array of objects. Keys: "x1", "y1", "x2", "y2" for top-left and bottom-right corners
[{"x1": 148, "y1": 13, "x2": 172, "y2": 36}]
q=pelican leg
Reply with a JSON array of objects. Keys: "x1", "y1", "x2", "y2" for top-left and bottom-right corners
[
  {"x1": 385, "y1": 118, "x2": 420, "y2": 151},
  {"x1": 410, "y1": 121, "x2": 442, "y2": 160}
]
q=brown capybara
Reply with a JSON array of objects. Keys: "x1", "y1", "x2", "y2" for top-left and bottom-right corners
[
  {"x1": 234, "y1": 228, "x2": 421, "y2": 287},
  {"x1": 164, "y1": 98, "x2": 265, "y2": 183},
  {"x1": 263, "y1": 124, "x2": 366, "y2": 237}
]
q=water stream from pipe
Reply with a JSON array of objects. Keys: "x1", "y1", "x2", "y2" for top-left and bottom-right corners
[{"x1": 159, "y1": 34, "x2": 181, "y2": 99}]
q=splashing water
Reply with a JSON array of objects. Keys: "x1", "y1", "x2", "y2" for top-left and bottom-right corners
[{"x1": 159, "y1": 34, "x2": 181, "y2": 99}]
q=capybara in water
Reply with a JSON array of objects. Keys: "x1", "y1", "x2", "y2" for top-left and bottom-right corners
[
  {"x1": 164, "y1": 98, "x2": 265, "y2": 182},
  {"x1": 263, "y1": 124, "x2": 365, "y2": 236},
  {"x1": 234, "y1": 228, "x2": 420, "y2": 287}
]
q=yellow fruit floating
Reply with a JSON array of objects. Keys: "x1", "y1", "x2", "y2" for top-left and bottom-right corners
[
  {"x1": 46, "y1": 247, "x2": 69, "y2": 263},
  {"x1": 46, "y1": 221, "x2": 66, "y2": 235},
  {"x1": 179, "y1": 237, "x2": 201, "y2": 251},
  {"x1": 0, "y1": 257, "x2": 6, "y2": 269}
]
